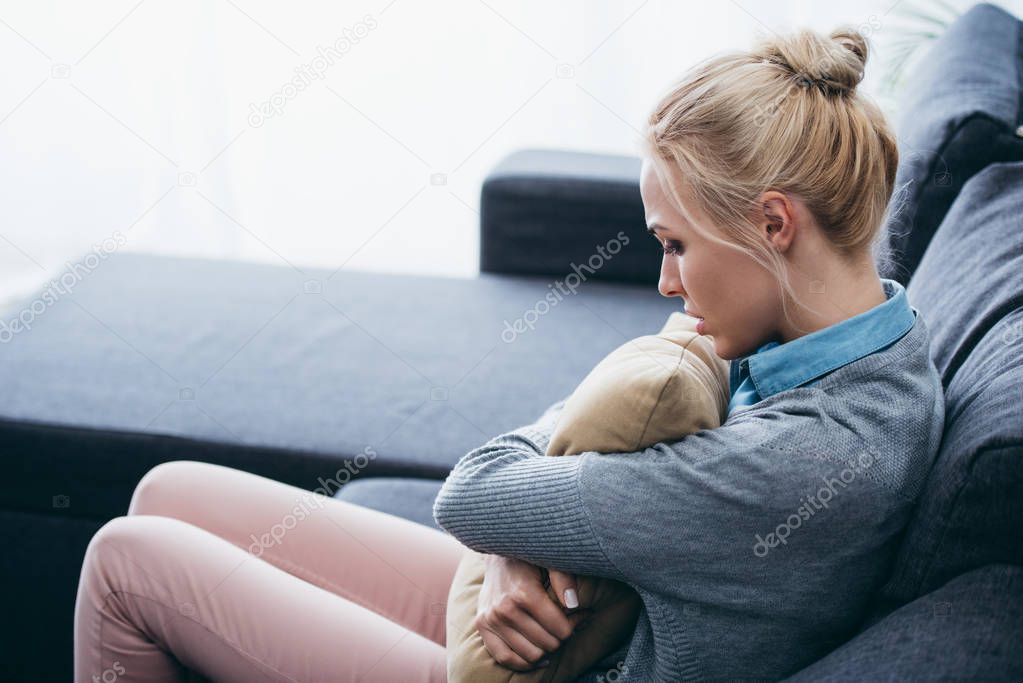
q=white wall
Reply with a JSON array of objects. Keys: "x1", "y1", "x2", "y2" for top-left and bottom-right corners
[{"x1": 0, "y1": 0, "x2": 1013, "y2": 304}]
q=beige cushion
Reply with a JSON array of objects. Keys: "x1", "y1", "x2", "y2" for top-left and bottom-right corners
[
  {"x1": 548, "y1": 311, "x2": 729, "y2": 455},
  {"x1": 446, "y1": 312, "x2": 731, "y2": 683}
]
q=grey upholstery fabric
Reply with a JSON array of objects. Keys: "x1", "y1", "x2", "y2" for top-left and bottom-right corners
[
  {"x1": 334, "y1": 477, "x2": 444, "y2": 532},
  {"x1": 881, "y1": 3, "x2": 1023, "y2": 286},
  {"x1": 480, "y1": 149, "x2": 652, "y2": 285},
  {"x1": 0, "y1": 252, "x2": 675, "y2": 682},
  {"x1": 904, "y1": 163, "x2": 1023, "y2": 388},
  {"x1": 341, "y1": 156, "x2": 1023, "y2": 680},
  {"x1": 877, "y1": 163, "x2": 1023, "y2": 611},
  {"x1": 8, "y1": 9, "x2": 1023, "y2": 675},
  {"x1": 786, "y1": 564, "x2": 1023, "y2": 682},
  {"x1": 0, "y1": 252, "x2": 676, "y2": 521}
]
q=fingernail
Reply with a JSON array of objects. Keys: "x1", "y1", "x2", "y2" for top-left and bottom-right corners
[
  {"x1": 537, "y1": 658, "x2": 550, "y2": 667},
  {"x1": 564, "y1": 588, "x2": 579, "y2": 609}
]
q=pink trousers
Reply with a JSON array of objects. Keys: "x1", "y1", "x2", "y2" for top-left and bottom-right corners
[{"x1": 74, "y1": 461, "x2": 468, "y2": 682}]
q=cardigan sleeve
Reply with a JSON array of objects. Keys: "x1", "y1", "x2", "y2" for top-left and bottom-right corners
[
  {"x1": 432, "y1": 416, "x2": 626, "y2": 579},
  {"x1": 433, "y1": 399, "x2": 892, "y2": 592},
  {"x1": 431, "y1": 391, "x2": 624, "y2": 569}
]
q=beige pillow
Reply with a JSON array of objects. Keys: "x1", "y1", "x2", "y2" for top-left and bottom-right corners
[{"x1": 446, "y1": 312, "x2": 731, "y2": 683}]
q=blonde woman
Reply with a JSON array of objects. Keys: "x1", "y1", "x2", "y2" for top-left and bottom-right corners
[{"x1": 74, "y1": 27, "x2": 944, "y2": 682}]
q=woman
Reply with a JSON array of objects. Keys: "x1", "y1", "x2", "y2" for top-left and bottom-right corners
[{"x1": 75, "y1": 27, "x2": 945, "y2": 682}]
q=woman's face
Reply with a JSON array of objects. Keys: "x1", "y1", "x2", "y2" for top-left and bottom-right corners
[{"x1": 639, "y1": 157, "x2": 781, "y2": 361}]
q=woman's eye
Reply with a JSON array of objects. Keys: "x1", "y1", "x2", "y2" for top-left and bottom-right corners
[{"x1": 662, "y1": 241, "x2": 683, "y2": 256}]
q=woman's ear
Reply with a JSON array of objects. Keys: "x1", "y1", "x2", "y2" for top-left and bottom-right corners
[{"x1": 758, "y1": 191, "x2": 797, "y2": 252}]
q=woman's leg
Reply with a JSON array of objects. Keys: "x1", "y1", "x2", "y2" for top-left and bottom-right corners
[
  {"x1": 74, "y1": 514, "x2": 450, "y2": 683},
  {"x1": 126, "y1": 460, "x2": 466, "y2": 646}
]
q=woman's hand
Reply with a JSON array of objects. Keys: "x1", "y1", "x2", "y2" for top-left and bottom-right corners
[
  {"x1": 475, "y1": 554, "x2": 588, "y2": 671},
  {"x1": 546, "y1": 568, "x2": 581, "y2": 611}
]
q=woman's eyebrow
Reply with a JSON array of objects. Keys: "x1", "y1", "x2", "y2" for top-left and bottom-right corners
[
  {"x1": 647, "y1": 223, "x2": 682, "y2": 239},
  {"x1": 648, "y1": 222, "x2": 687, "y2": 237}
]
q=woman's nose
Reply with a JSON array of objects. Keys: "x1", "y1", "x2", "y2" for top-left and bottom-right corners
[{"x1": 657, "y1": 257, "x2": 685, "y2": 299}]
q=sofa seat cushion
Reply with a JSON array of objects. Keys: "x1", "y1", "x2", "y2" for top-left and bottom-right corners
[
  {"x1": 0, "y1": 252, "x2": 677, "y2": 521},
  {"x1": 881, "y1": 3, "x2": 1023, "y2": 286},
  {"x1": 334, "y1": 477, "x2": 445, "y2": 532},
  {"x1": 878, "y1": 163, "x2": 1023, "y2": 610}
]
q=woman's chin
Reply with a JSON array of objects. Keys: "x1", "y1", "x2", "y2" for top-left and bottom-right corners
[
  {"x1": 709, "y1": 336, "x2": 731, "y2": 360},
  {"x1": 709, "y1": 336, "x2": 742, "y2": 362}
]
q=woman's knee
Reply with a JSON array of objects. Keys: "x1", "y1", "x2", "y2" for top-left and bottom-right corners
[
  {"x1": 78, "y1": 515, "x2": 204, "y2": 621},
  {"x1": 85, "y1": 516, "x2": 142, "y2": 563},
  {"x1": 80, "y1": 516, "x2": 161, "y2": 594},
  {"x1": 128, "y1": 460, "x2": 222, "y2": 516}
]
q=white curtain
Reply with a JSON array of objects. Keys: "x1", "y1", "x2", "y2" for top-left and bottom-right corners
[{"x1": 0, "y1": 0, "x2": 1008, "y2": 305}]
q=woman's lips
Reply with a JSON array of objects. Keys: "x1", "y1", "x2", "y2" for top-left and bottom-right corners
[{"x1": 685, "y1": 310, "x2": 706, "y2": 335}]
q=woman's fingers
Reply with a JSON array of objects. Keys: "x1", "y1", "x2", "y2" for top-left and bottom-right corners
[
  {"x1": 474, "y1": 555, "x2": 590, "y2": 669},
  {"x1": 519, "y1": 583, "x2": 577, "y2": 642},
  {"x1": 477, "y1": 624, "x2": 534, "y2": 671},
  {"x1": 546, "y1": 568, "x2": 580, "y2": 610},
  {"x1": 483, "y1": 597, "x2": 560, "y2": 652},
  {"x1": 476, "y1": 607, "x2": 551, "y2": 669},
  {"x1": 478, "y1": 605, "x2": 591, "y2": 670}
]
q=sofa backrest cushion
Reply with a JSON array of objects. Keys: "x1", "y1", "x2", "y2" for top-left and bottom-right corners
[
  {"x1": 880, "y1": 3, "x2": 1023, "y2": 286},
  {"x1": 876, "y1": 162, "x2": 1023, "y2": 611},
  {"x1": 480, "y1": 149, "x2": 653, "y2": 285}
]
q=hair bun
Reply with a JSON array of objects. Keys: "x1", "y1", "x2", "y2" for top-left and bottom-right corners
[{"x1": 754, "y1": 27, "x2": 868, "y2": 97}]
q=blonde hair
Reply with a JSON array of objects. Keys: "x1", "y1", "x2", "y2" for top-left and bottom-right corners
[{"x1": 643, "y1": 27, "x2": 899, "y2": 331}]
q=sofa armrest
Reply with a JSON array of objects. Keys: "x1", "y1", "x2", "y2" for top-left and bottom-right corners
[
  {"x1": 479, "y1": 148, "x2": 654, "y2": 285},
  {"x1": 784, "y1": 564, "x2": 1023, "y2": 682}
]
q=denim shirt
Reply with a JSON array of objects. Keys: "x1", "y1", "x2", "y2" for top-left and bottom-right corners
[{"x1": 727, "y1": 278, "x2": 917, "y2": 417}]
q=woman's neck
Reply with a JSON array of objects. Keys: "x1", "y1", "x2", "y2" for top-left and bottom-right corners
[{"x1": 776, "y1": 256, "x2": 887, "y2": 344}]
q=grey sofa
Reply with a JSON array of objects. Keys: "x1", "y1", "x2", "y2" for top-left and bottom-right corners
[{"x1": 1, "y1": 3, "x2": 1021, "y2": 681}]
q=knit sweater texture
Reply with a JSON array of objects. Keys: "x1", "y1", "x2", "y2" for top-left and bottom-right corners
[{"x1": 433, "y1": 311, "x2": 945, "y2": 682}]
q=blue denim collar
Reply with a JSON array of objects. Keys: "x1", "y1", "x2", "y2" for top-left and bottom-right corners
[{"x1": 731, "y1": 278, "x2": 917, "y2": 400}]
